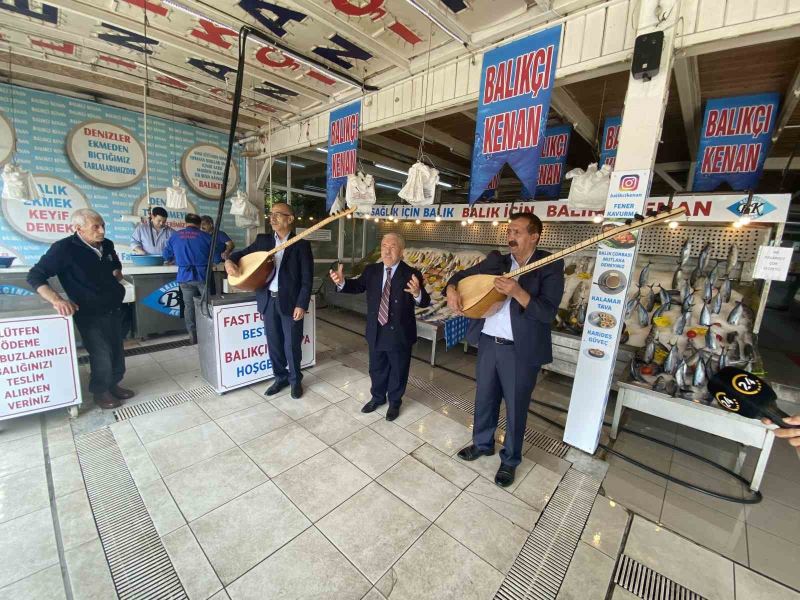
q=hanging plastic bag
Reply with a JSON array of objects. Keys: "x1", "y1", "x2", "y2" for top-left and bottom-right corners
[
  {"x1": 230, "y1": 190, "x2": 259, "y2": 228},
  {"x1": 165, "y1": 177, "x2": 188, "y2": 209},
  {"x1": 399, "y1": 162, "x2": 439, "y2": 207},
  {"x1": 345, "y1": 171, "x2": 376, "y2": 208},
  {"x1": 565, "y1": 163, "x2": 612, "y2": 210},
  {"x1": 1, "y1": 164, "x2": 40, "y2": 202}
]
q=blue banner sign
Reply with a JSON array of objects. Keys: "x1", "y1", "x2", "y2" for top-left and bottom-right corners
[
  {"x1": 326, "y1": 100, "x2": 361, "y2": 210},
  {"x1": 536, "y1": 124, "x2": 572, "y2": 198},
  {"x1": 468, "y1": 25, "x2": 562, "y2": 204},
  {"x1": 599, "y1": 116, "x2": 621, "y2": 169},
  {"x1": 692, "y1": 93, "x2": 780, "y2": 192},
  {"x1": 141, "y1": 280, "x2": 182, "y2": 318}
]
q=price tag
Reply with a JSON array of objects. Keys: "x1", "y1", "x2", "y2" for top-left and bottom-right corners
[{"x1": 753, "y1": 246, "x2": 793, "y2": 281}]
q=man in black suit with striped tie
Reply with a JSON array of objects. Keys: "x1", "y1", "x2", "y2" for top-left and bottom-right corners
[{"x1": 330, "y1": 233, "x2": 430, "y2": 421}]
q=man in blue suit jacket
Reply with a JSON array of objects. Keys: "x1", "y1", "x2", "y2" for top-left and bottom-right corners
[
  {"x1": 225, "y1": 203, "x2": 313, "y2": 399},
  {"x1": 330, "y1": 233, "x2": 431, "y2": 421},
  {"x1": 446, "y1": 213, "x2": 564, "y2": 487}
]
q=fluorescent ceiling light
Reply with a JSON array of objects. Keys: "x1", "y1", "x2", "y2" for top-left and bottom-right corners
[
  {"x1": 315, "y1": 148, "x2": 328, "y2": 153},
  {"x1": 275, "y1": 159, "x2": 305, "y2": 168},
  {"x1": 374, "y1": 163, "x2": 409, "y2": 176},
  {"x1": 437, "y1": 181, "x2": 452, "y2": 188},
  {"x1": 403, "y1": 0, "x2": 469, "y2": 46},
  {"x1": 162, "y1": 0, "x2": 226, "y2": 26},
  {"x1": 376, "y1": 183, "x2": 401, "y2": 191}
]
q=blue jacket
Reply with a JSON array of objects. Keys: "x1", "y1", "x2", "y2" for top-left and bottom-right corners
[
  {"x1": 447, "y1": 249, "x2": 564, "y2": 365},
  {"x1": 163, "y1": 226, "x2": 225, "y2": 283},
  {"x1": 340, "y1": 261, "x2": 431, "y2": 349},
  {"x1": 229, "y1": 231, "x2": 313, "y2": 316}
]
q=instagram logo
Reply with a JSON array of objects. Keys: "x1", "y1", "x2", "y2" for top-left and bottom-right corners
[{"x1": 619, "y1": 175, "x2": 639, "y2": 191}]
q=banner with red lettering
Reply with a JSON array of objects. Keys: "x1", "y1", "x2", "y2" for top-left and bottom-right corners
[
  {"x1": 326, "y1": 100, "x2": 361, "y2": 210},
  {"x1": 468, "y1": 25, "x2": 562, "y2": 204},
  {"x1": 536, "y1": 124, "x2": 571, "y2": 198},
  {"x1": 599, "y1": 116, "x2": 620, "y2": 169},
  {"x1": 692, "y1": 93, "x2": 779, "y2": 192}
]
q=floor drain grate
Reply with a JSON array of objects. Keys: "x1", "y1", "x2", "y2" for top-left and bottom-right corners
[
  {"x1": 74, "y1": 428, "x2": 187, "y2": 599},
  {"x1": 495, "y1": 469, "x2": 601, "y2": 600},
  {"x1": 114, "y1": 385, "x2": 217, "y2": 421},
  {"x1": 78, "y1": 339, "x2": 192, "y2": 365},
  {"x1": 614, "y1": 555, "x2": 706, "y2": 600},
  {"x1": 408, "y1": 375, "x2": 570, "y2": 459}
]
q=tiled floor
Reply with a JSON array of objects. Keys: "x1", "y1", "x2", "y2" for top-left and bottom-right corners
[{"x1": 0, "y1": 307, "x2": 798, "y2": 599}]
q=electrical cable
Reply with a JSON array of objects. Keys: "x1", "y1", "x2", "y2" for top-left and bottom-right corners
[{"x1": 315, "y1": 311, "x2": 763, "y2": 503}]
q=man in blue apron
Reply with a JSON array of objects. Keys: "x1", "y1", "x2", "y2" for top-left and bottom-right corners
[
  {"x1": 200, "y1": 215, "x2": 235, "y2": 262},
  {"x1": 163, "y1": 213, "x2": 225, "y2": 344},
  {"x1": 131, "y1": 206, "x2": 175, "y2": 256}
]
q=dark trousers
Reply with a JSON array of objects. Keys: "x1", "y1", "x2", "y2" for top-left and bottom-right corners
[
  {"x1": 473, "y1": 334, "x2": 540, "y2": 467},
  {"x1": 74, "y1": 308, "x2": 126, "y2": 395},
  {"x1": 368, "y1": 335, "x2": 412, "y2": 407},
  {"x1": 179, "y1": 281, "x2": 205, "y2": 335},
  {"x1": 263, "y1": 294, "x2": 303, "y2": 386}
]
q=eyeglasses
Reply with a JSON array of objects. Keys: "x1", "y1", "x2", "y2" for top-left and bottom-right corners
[{"x1": 267, "y1": 212, "x2": 292, "y2": 219}]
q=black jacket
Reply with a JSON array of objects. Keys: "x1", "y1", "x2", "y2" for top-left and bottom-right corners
[
  {"x1": 229, "y1": 230, "x2": 313, "y2": 316},
  {"x1": 27, "y1": 233, "x2": 125, "y2": 316},
  {"x1": 447, "y1": 249, "x2": 564, "y2": 365},
  {"x1": 339, "y1": 261, "x2": 431, "y2": 349}
]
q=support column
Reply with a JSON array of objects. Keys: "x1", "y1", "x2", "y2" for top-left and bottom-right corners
[{"x1": 563, "y1": 0, "x2": 679, "y2": 454}]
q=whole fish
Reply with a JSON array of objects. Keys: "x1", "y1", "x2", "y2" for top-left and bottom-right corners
[
  {"x1": 727, "y1": 301, "x2": 744, "y2": 325},
  {"x1": 692, "y1": 358, "x2": 709, "y2": 387},
  {"x1": 642, "y1": 285, "x2": 656, "y2": 312},
  {"x1": 665, "y1": 379, "x2": 678, "y2": 396},
  {"x1": 711, "y1": 290, "x2": 723, "y2": 315},
  {"x1": 637, "y1": 302, "x2": 649, "y2": 327},
  {"x1": 643, "y1": 338, "x2": 656, "y2": 364},
  {"x1": 570, "y1": 281, "x2": 586, "y2": 305},
  {"x1": 577, "y1": 302, "x2": 587, "y2": 325},
  {"x1": 703, "y1": 278, "x2": 714, "y2": 303},
  {"x1": 658, "y1": 285, "x2": 670, "y2": 308},
  {"x1": 638, "y1": 262, "x2": 652, "y2": 287},
  {"x1": 690, "y1": 265, "x2": 702, "y2": 287},
  {"x1": 664, "y1": 344, "x2": 680, "y2": 375},
  {"x1": 645, "y1": 325, "x2": 658, "y2": 344},
  {"x1": 625, "y1": 296, "x2": 639, "y2": 319},
  {"x1": 653, "y1": 375, "x2": 668, "y2": 393},
  {"x1": 719, "y1": 348, "x2": 729, "y2": 370},
  {"x1": 680, "y1": 279, "x2": 692, "y2": 302},
  {"x1": 705, "y1": 326, "x2": 720, "y2": 352},
  {"x1": 673, "y1": 311, "x2": 689, "y2": 335},
  {"x1": 685, "y1": 347, "x2": 702, "y2": 368},
  {"x1": 698, "y1": 242, "x2": 712, "y2": 272},
  {"x1": 672, "y1": 267, "x2": 685, "y2": 291},
  {"x1": 727, "y1": 243, "x2": 739, "y2": 276},
  {"x1": 679, "y1": 239, "x2": 692, "y2": 267},
  {"x1": 682, "y1": 289, "x2": 696, "y2": 313},
  {"x1": 720, "y1": 276, "x2": 732, "y2": 304},
  {"x1": 675, "y1": 360, "x2": 689, "y2": 389},
  {"x1": 700, "y1": 301, "x2": 712, "y2": 326},
  {"x1": 707, "y1": 260, "x2": 720, "y2": 283},
  {"x1": 629, "y1": 358, "x2": 649, "y2": 384}
]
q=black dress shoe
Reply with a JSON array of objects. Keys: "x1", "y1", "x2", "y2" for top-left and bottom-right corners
[
  {"x1": 265, "y1": 381, "x2": 289, "y2": 396},
  {"x1": 495, "y1": 464, "x2": 516, "y2": 487},
  {"x1": 109, "y1": 385, "x2": 135, "y2": 400},
  {"x1": 291, "y1": 383, "x2": 303, "y2": 399},
  {"x1": 457, "y1": 445, "x2": 495, "y2": 461},
  {"x1": 386, "y1": 405, "x2": 400, "y2": 421},
  {"x1": 361, "y1": 399, "x2": 386, "y2": 413}
]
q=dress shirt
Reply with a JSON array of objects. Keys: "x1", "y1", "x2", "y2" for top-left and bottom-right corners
[
  {"x1": 131, "y1": 221, "x2": 175, "y2": 255},
  {"x1": 338, "y1": 261, "x2": 422, "y2": 303},
  {"x1": 268, "y1": 232, "x2": 289, "y2": 292},
  {"x1": 481, "y1": 253, "x2": 531, "y2": 341}
]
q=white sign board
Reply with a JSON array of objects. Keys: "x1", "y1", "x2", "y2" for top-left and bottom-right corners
[
  {"x1": 358, "y1": 193, "x2": 791, "y2": 224},
  {"x1": 753, "y1": 246, "x2": 793, "y2": 282},
  {"x1": 0, "y1": 315, "x2": 82, "y2": 420},
  {"x1": 66, "y1": 120, "x2": 146, "y2": 187},
  {"x1": 1, "y1": 175, "x2": 91, "y2": 243},
  {"x1": 212, "y1": 297, "x2": 315, "y2": 392},
  {"x1": 564, "y1": 169, "x2": 652, "y2": 453},
  {"x1": 0, "y1": 110, "x2": 14, "y2": 166},
  {"x1": 181, "y1": 143, "x2": 239, "y2": 200}
]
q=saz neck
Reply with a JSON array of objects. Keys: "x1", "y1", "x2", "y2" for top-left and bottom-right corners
[
  {"x1": 505, "y1": 207, "x2": 685, "y2": 278},
  {"x1": 267, "y1": 206, "x2": 357, "y2": 257}
]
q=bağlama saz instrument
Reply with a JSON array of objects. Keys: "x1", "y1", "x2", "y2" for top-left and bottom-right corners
[
  {"x1": 456, "y1": 206, "x2": 687, "y2": 319},
  {"x1": 228, "y1": 206, "x2": 357, "y2": 291}
]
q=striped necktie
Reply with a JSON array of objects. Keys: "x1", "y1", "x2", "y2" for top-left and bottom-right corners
[{"x1": 378, "y1": 267, "x2": 391, "y2": 326}]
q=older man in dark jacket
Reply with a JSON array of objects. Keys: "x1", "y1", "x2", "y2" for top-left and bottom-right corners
[
  {"x1": 28, "y1": 208, "x2": 134, "y2": 409},
  {"x1": 446, "y1": 212, "x2": 564, "y2": 486},
  {"x1": 330, "y1": 233, "x2": 430, "y2": 421}
]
